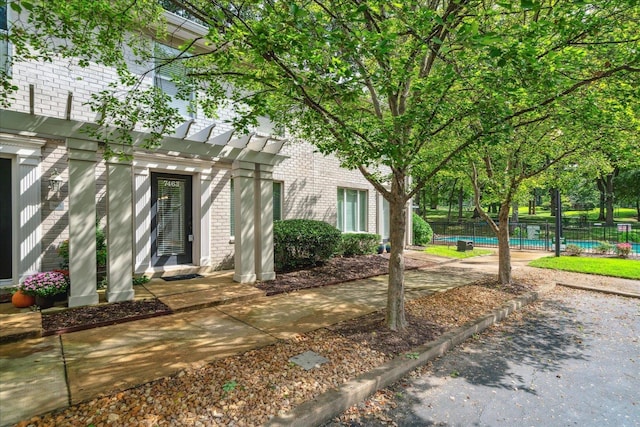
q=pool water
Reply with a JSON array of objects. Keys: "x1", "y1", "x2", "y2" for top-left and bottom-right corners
[{"x1": 436, "y1": 236, "x2": 640, "y2": 254}]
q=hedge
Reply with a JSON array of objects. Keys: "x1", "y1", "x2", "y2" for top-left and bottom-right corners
[
  {"x1": 412, "y1": 213, "x2": 433, "y2": 246},
  {"x1": 273, "y1": 219, "x2": 342, "y2": 272},
  {"x1": 340, "y1": 233, "x2": 380, "y2": 257}
]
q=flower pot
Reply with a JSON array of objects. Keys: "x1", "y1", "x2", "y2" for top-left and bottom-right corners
[
  {"x1": 12, "y1": 290, "x2": 35, "y2": 308},
  {"x1": 377, "y1": 245, "x2": 385, "y2": 254},
  {"x1": 35, "y1": 295, "x2": 55, "y2": 309}
]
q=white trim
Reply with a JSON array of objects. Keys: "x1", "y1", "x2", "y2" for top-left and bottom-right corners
[
  {"x1": 0, "y1": 134, "x2": 45, "y2": 286},
  {"x1": 132, "y1": 156, "x2": 212, "y2": 273}
]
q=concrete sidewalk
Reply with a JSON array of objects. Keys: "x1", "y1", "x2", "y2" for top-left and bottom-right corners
[{"x1": 0, "y1": 250, "x2": 562, "y2": 426}]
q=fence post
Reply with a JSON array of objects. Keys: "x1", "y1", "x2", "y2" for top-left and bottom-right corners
[
  {"x1": 519, "y1": 222, "x2": 523, "y2": 249},
  {"x1": 545, "y1": 222, "x2": 549, "y2": 251}
]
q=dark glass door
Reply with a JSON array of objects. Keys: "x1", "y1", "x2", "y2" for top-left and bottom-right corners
[
  {"x1": 0, "y1": 158, "x2": 11, "y2": 280},
  {"x1": 151, "y1": 173, "x2": 193, "y2": 266}
]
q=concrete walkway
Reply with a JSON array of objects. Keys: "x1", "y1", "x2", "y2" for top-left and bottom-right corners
[{"x1": 0, "y1": 250, "x2": 564, "y2": 426}]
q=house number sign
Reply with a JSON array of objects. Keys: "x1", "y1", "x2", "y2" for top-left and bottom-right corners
[{"x1": 161, "y1": 180, "x2": 182, "y2": 187}]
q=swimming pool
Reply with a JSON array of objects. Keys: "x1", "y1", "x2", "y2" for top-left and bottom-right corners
[{"x1": 435, "y1": 235, "x2": 640, "y2": 254}]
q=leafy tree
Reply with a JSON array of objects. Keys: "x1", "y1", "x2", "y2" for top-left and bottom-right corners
[
  {"x1": 3, "y1": 0, "x2": 640, "y2": 329},
  {"x1": 616, "y1": 169, "x2": 640, "y2": 221}
]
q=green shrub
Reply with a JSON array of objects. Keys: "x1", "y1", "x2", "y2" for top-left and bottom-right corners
[
  {"x1": 412, "y1": 213, "x2": 433, "y2": 246},
  {"x1": 273, "y1": 219, "x2": 342, "y2": 272},
  {"x1": 619, "y1": 230, "x2": 640, "y2": 243},
  {"x1": 340, "y1": 233, "x2": 380, "y2": 257},
  {"x1": 595, "y1": 241, "x2": 613, "y2": 254},
  {"x1": 565, "y1": 244, "x2": 583, "y2": 256},
  {"x1": 58, "y1": 221, "x2": 107, "y2": 269}
]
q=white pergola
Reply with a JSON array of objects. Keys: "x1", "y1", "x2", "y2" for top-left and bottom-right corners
[{"x1": 1, "y1": 110, "x2": 287, "y2": 307}]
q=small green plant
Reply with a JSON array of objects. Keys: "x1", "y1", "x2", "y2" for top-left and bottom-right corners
[
  {"x1": 595, "y1": 241, "x2": 613, "y2": 254},
  {"x1": 132, "y1": 275, "x2": 150, "y2": 286},
  {"x1": 57, "y1": 220, "x2": 107, "y2": 269},
  {"x1": 405, "y1": 352, "x2": 419, "y2": 360},
  {"x1": 222, "y1": 380, "x2": 238, "y2": 394},
  {"x1": 511, "y1": 227, "x2": 524, "y2": 238},
  {"x1": 450, "y1": 370, "x2": 460, "y2": 378},
  {"x1": 565, "y1": 244, "x2": 583, "y2": 256}
]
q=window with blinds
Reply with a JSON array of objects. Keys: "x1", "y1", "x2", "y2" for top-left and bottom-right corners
[
  {"x1": 157, "y1": 178, "x2": 186, "y2": 255},
  {"x1": 337, "y1": 188, "x2": 367, "y2": 232},
  {"x1": 154, "y1": 43, "x2": 193, "y2": 118}
]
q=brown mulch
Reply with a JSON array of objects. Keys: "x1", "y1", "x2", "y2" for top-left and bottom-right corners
[
  {"x1": 257, "y1": 254, "x2": 433, "y2": 295},
  {"x1": 41, "y1": 299, "x2": 172, "y2": 335},
  {"x1": 21, "y1": 255, "x2": 539, "y2": 426}
]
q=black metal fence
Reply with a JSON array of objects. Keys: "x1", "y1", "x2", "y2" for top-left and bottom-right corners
[{"x1": 429, "y1": 220, "x2": 640, "y2": 256}]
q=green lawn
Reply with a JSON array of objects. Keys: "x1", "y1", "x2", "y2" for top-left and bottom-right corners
[
  {"x1": 529, "y1": 256, "x2": 640, "y2": 280},
  {"x1": 423, "y1": 246, "x2": 494, "y2": 259}
]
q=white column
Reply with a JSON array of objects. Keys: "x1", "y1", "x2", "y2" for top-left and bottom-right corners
[
  {"x1": 67, "y1": 138, "x2": 99, "y2": 307},
  {"x1": 133, "y1": 167, "x2": 150, "y2": 273},
  {"x1": 17, "y1": 156, "x2": 42, "y2": 280},
  {"x1": 231, "y1": 161, "x2": 256, "y2": 283},
  {"x1": 198, "y1": 172, "x2": 212, "y2": 267},
  {"x1": 106, "y1": 147, "x2": 134, "y2": 302},
  {"x1": 255, "y1": 164, "x2": 275, "y2": 281}
]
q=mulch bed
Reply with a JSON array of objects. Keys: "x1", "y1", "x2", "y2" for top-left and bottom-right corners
[
  {"x1": 39, "y1": 254, "x2": 432, "y2": 335},
  {"x1": 41, "y1": 299, "x2": 172, "y2": 335},
  {"x1": 257, "y1": 254, "x2": 434, "y2": 295}
]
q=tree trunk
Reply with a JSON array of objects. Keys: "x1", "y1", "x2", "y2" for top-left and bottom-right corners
[
  {"x1": 429, "y1": 188, "x2": 438, "y2": 210},
  {"x1": 549, "y1": 188, "x2": 557, "y2": 217},
  {"x1": 458, "y1": 187, "x2": 464, "y2": 221},
  {"x1": 596, "y1": 178, "x2": 606, "y2": 221},
  {"x1": 604, "y1": 172, "x2": 616, "y2": 226},
  {"x1": 386, "y1": 180, "x2": 407, "y2": 331},
  {"x1": 497, "y1": 204, "x2": 512, "y2": 284},
  {"x1": 636, "y1": 199, "x2": 640, "y2": 222},
  {"x1": 511, "y1": 202, "x2": 519, "y2": 224},
  {"x1": 446, "y1": 178, "x2": 458, "y2": 221}
]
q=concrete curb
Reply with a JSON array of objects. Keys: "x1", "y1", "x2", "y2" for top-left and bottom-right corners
[
  {"x1": 267, "y1": 290, "x2": 542, "y2": 427},
  {"x1": 557, "y1": 282, "x2": 640, "y2": 299}
]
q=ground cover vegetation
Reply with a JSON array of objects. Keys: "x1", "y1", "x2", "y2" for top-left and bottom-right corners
[
  {"x1": 423, "y1": 246, "x2": 494, "y2": 259},
  {"x1": 3, "y1": 0, "x2": 639, "y2": 330},
  {"x1": 529, "y1": 256, "x2": 640, "y2": 280}
]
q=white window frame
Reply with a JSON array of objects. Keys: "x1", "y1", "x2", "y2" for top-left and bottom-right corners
[
  {"x1": 337, "y1": 188, "x2": 368, "y2": 233},
  {"x1": 154, "y1": 43, "x2": 195, "y2": 118}
]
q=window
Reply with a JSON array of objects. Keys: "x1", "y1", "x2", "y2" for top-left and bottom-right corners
[
  {"x1": 0, "y1": 3, "x2": 9, "y2": 74},
  {"x1": 273, "y1": 181, "x2": 283, "y2": 221},
  {"x1": 154, "y1": 43, "x2": 194, "y2": 118},
  {"x1": 230, "y1": 180, "x2": 284, "y2": 237},
  {"x1": 380, "y1": 196, "x2": 390, "y2": 242},
  {"x1": 337, "y1": 188, "x2": 367, "y2": 232}
]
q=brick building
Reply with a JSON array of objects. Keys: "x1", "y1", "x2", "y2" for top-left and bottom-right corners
[{"x1": 0, "y1": 8, "x2": 412, "y2": 306}]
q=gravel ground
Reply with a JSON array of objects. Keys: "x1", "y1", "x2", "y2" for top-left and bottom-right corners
[
  {"x1": 16, "y1": 280, "x2": 530, "y2": 426},
  {"x1": 17, "y1": 263, "x2": 635, "y2": 427}
]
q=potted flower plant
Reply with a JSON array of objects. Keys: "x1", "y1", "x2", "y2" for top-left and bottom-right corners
[
  {"x1": 19, "y1": 271, "x2": 69, "y2": 309},
  {"x1": 615, "y1": 243, "x2": 632, "y2": 259}
]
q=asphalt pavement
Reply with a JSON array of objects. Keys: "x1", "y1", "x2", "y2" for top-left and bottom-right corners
[{"x1": 328, "y1": 287, "x2": 640, "y2": 426}]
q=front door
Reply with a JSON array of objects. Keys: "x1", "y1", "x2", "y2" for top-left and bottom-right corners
[
  {"x1": 0, "y1": 158, "x2": 11, "y2": 280},
  {"x1": 151, "y1": 173, "x2": 193, "y2": 266}
]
